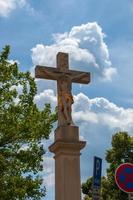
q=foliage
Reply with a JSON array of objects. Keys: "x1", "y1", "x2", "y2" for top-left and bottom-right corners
[
  {"x1": 105, "y1": 131, "x2": 133, "y2": 200},
  {"x1": 82, "y1": 176, "x2": 109, "y2": 200},
  {"x1": 0, "y1": 46, "x2": 57, "y2": 200},
  {"x1": 82, "y1": 177, "x2": 93, "y2": 199},
  {"x1": 82, "y1": 131, "x2": 133, "y2": 200}
]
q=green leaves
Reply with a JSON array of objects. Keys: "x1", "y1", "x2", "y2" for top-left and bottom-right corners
[
  {"x1": 0, "y1": 46, "x2": 57, "y2": 199},
  {"x1": 105, "y1": 132, "x2": 133, "y2": 200},
  {"x1": 0, "y1": 45, "x2": 10, "y2": 62}
]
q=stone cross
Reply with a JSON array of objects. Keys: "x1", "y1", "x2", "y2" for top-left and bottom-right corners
[
  {"x1": 35, "y1": 52, "x2": 91, "y2": 200},
  {"x1": 35, "y1": 52, "x2": 90, "y2": 127}
]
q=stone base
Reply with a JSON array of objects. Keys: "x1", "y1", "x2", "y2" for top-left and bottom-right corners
[
  {"x1": 54, "y1": 125, "x2": 79, "y2": 142},
  {"x1": 49, "y1": 125, "x2": 86, "y2": 200},
  {"x1": 49, "y1": 140, "x2": 86, "y2": 156}
]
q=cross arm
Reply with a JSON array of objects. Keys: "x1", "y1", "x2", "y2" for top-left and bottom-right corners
[
  {"x1": 35, "y1": 65, "x2": 62, "y2": 80},
  {"x1": 68, "y1": 70, "x2": 91, "y2": 84}
]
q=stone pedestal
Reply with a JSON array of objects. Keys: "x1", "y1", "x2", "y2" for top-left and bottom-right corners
[{"x1": 49, "y1": 125, "x2": 86, "y2": 200}]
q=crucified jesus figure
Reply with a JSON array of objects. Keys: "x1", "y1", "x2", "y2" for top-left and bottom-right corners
[
  {"x1": 35, "y1": 52, "x2": 90, "y2": 127},
  {"x1": 44, "y1": 70, "x2": 88, "y2": 126}
]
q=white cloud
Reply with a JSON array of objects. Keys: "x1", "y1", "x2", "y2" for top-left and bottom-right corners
[
  {"x1": 9, "y1": 59, "x2": 19, "y2": 65},
  {"x1": 32, "y1": 22, "x2": 117, "y2": 81},
  {"x1": 43, "y1": 156, "x2": 54, "y2": 174},
  {"x1": 43, "y1": 156, "x2": 54, "y2": 187},
  {"x1": 0, "y1": 0, "x2": 34, "y2": 17},
  {"x1": 73, "y1": 93, "x2": 133, "y2": 132},
  {"x1": 35, "y1": 90, "x2": 133, "y2": 134},
  {"x1": 102, "y1": 67, "x2": 117, "y2": 81},
  {"x1": 0, "y1": 0, "x2": 16, "y2": 17},
  {"x1": 34, "y1": 89, "x2": 57, "y2": 110},
  {"x1": 18, "y1": 0, "x2": 27, "y2": 8},
  {"x1": 43, "y1": 172, "x2": 54, "y2": 187}
]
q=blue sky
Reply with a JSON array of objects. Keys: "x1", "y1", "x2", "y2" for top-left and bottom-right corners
[{"x1": 1, "y1": 0, "x2": 133, "y2": 199}]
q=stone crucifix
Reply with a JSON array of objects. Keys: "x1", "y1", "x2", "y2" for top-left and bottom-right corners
[{"x1": 35, "y1": 52, "x2": 90, "y2": 127}]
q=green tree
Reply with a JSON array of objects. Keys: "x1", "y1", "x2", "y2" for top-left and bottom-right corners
[
  {"x1": 82, "y1": 131, "x2": 133, "y2": 200},
  {"x1": 82, "y1": 176, "x2": 109, "y2": 200},
  {"x1": 0, "y1": 46, "x2": 57, "y2": 200},
  {"x1": 82, "y1": 177, "x2": 93, "y2": 200},
  {"x1": 105, "y1": 131, "x2": 133, "y2": 200}
]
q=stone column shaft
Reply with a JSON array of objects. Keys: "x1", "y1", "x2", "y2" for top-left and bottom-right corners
[{"x1": 49, "y1": 126, "x2": 86, "y2": 200}]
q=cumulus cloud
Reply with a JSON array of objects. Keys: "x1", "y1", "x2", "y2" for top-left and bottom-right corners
[
  {"x1": 43, "y1": 156, "x2": 54, "y2": 174},
  {"x1": 73, "y1": 93, "x2": 133, "y2": 132},
  {"x1": 0, "y1": 0, "x2": 16, "y2": 17},
  {"x1": 35, "y1": 90, "x2": 133, "y2": 133},
  {"x1": 32, "y1": 22, "x2": 117, "y2": 81},
  {"x1": 43, "y1": 172, "x2": 54, "y2": 187},
  {"x1": 34, "y1": 89, "x2": 57, "y2": 110},
  {"x1": 0, "y1": 0, "x2": 34, "y2": 17},
  {"x1": 43, "y1": 156, "x2": 54, "y2": 187}
]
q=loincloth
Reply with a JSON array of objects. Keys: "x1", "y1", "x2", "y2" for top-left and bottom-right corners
[{"x1": 58, "y1": 92, "x2": 74, "y2": 107}]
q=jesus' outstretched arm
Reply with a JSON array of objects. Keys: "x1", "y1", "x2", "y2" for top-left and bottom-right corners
[
  {"x1": 44, "y1": 69, "x2": 60, "y2": 80},
  {"x1": 72, "y1": 72, "x2": 89, "y2": 82}
]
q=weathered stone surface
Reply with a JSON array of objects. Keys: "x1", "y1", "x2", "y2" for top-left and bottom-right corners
[
  {"x1": 35, "y1": 52, "x2": 90, "y2": 200},
  {"x1": 35, "y1": 52, "x2": 90, "y2": 127},
  {"x1": 54, "y1": 125, "x2": 79, "y2": 142},
  {"x1": 49, "y1": 126, "x2": 86, "y2": 200}
]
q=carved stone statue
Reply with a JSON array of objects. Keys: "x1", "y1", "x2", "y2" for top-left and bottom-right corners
[{"x1": 35, "y1": 52, "x2": 90, "y2": 126}]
